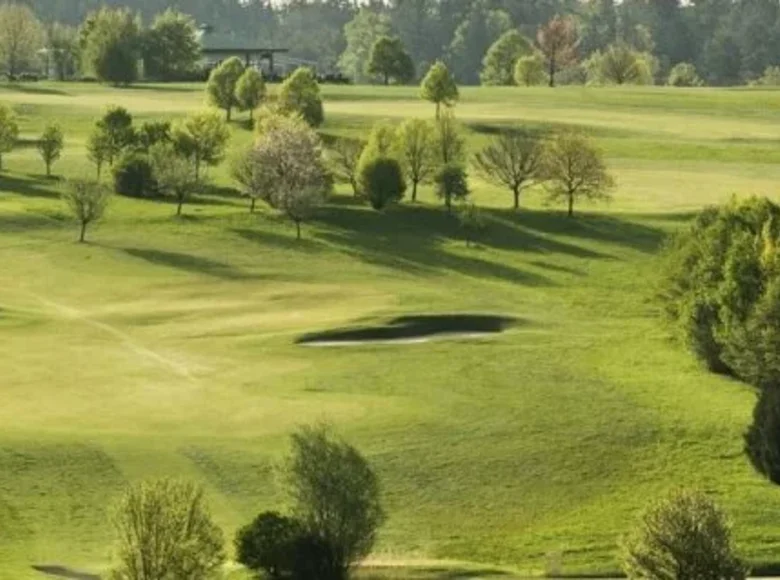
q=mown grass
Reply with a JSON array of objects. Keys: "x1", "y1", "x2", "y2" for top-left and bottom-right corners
[{"x1": 0, "y1": 82, "x2": 779, "y2": 580}]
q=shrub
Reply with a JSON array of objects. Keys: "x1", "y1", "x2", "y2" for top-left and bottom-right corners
[
  {"x1": 753, "y1": 66, "x2": 780, "y2": 86},
  {"x1": 358, "y1": 156, "x2": 406, "y2": 210},
  {"x1": 514, "y1": 53, "x2": 546, "y2": 86},
  {"x1": 434, "y1": 163, "x2": 470, "y2": 213},
  {"x1": 113, "y1": 152, "x2": 157, "y2": 198},
  {"x1": 137, "y1": 120, "x2": 171, "y2": 152},
  {"x1": 621, "y1": 489, "x2": 746, "y2": 580},
  {"x1": 235, "y1": 512, "x2": 301, "y2": 580},
  {"x1": 658, "y1": 197, "x2": 780, "y2": 385},
  {"x1": 668, "y1": 62, "x2": 704, "y2": 87},
  {"x1": 279, "y1": 67, "x2": 324, "y2": 127}
]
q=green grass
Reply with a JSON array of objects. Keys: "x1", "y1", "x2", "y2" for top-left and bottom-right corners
[{"x1": 1, "y1": 82, "x2": 780, "y2": 579}]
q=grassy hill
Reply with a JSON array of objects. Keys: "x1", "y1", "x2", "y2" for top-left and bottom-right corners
[{"x1": 1, "y1": 82, "x2": 780, "y2": 579}]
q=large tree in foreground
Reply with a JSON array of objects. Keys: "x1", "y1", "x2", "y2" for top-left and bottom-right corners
[
  {"x1": 540, "y1": 131, "x2": 614, "y2": 217},
  {"x1": 62, "y1": 179, "x2": 110, "y2": 243},
  {"x1": 537, "y1": 15, "x2": 579, "y2": 88},
  {"x1": 0, "y1": 3, "x2": 42, "y2": 78},
  {"x1": 621, "y1": 489, "x2": 746, "y2": 580},
  {"x1": 110, "y1": 479, "x2": 225, "y2": 580},
  {"x1": 474, "y1": 130, "x2": 544, "y2": 210},
  {"x1": 285, "y1": 425, "x2": 385, "y2": 579}
]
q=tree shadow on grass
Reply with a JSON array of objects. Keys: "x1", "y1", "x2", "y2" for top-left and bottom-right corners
[
  {"x1": 122, "y1": 83, "x2": 201, "y2": 93},
  {"x1": 119, "y1": 247, "x2": 256, "y2": 280},
  {"x1": 314, "y1": 204, "x2": 555, "y2": 286},
  {"x1": 359, "y1": 567, "x2": 513, "y2": 580},
  {"x1": 0, "y1": 173, "x2": 60, "y2": 198},
  {"x1": 233, "y1": 227, "x2": 323, "y2": 253},
  {"x1": 0, "y1": 83, "x2": 69, "y2": 96},
  {"x1": 31, "y1": 564, "x2": 99, "y2": 580}
]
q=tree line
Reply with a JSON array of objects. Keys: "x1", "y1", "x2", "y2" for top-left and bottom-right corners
[{"x1": 5, "y1": 0, "x2": 780, "y2": 87}]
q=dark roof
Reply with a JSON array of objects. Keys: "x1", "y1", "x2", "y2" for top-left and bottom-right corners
[{"x1": 198, "y1": 30, "x2": 287, "y2": 54}]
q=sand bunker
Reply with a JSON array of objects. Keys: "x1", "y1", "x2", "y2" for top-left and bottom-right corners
[{"x1": 297, "y1": 314, "x2": 516, "y2": 346}]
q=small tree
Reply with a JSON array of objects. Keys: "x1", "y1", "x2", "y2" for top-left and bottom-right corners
[
  {"x1": 235, "y1": 67, "x2": 267, "y2": 122},
  {"x1": 0, "y1": 3, "x2": 43, "y2": 78},
  {"x1": 668, "y1": 62, "x2": 704, "y2": 87},
  {"x1": 421, "y1": 60, "x2": 459, "y2": 119},
  {"x1": 587, "y1": 43, "x2": 654, "y2": 86},
  {"x1": 481, "y1": 30, "x2": 533, "y2": 86},
  {"x1": 87, "y1": 129, "x2": 111, "y2": 179},
  {"x1": 137, "y1": 120, "x2": 171, "y2": 152},
  {"x1": 541, "y1": 131, "x2": 614, "y2": 217},
  {"x1": 327, "y1": 137, "x2": 364, "y2": 197},
  {"x1": 358, "y1": 156, "x2": 406, "y2": 211},
  {"x1": 235, "y1": 512, "x2": 301, "y2": 580},
  {"x1": 434, "y1": 111, "x2": 465, "y2": 167},
  {"x1": 206, "y1": 56, "x2": 245, "y2": 122},
  {"x1": 458, "y1": 203, "x2": 486, "y2": 247},
  {"x1": 231, "y1": 146, "x2": 269, "y2": 212},
  {"x1": 285, "y1": 425, "x2": 385, "y2": 580},
  {"x1": 396, "y1": 118, "x2": 436, "y2": 203},
  {"x1": 0, "y1": 104, "x2": 19, "y2": 172},
  {"x1": 279, "y1": 67, "x2": 325, "y2": 127},
  {"x1": 367, "y1": 36, "x2": 415, "y2": 85},
  {"x1": 37, "y1": 123, "x2": 64, "y2": 177},
  {"x1": 172, "y1": 111, "x2": 231, "y2": 182},
  {"x1": 621, "y1": 489, "x2": 747, "y2": 580},
  {"x1": 150, "y1": 143, "x2": 199, "y2": 216},
  {"x1": 113, "y1": 153, "x2": 157, "y2": 199},
  {"x1": 537, "y1": 15, "x2": 579, "y2": 87},
  {"x1": 473, "y1": 130, "x2": 544, "y2": 210},
  {"x1": 62, "y1": 179, "x2": 111, "y2": 243},
  {"x1": 435, "y1": 164, "x2": 470, "y2": 213},
  {"x1": 514, "y1": 53, "x2": 546, "y2": 86},
  {"x1": 110, "y1": 479, "x2": 225, "y2": 580},
  {"x1": 96, "y1": 106, "x2": 136, "y2": 166}
]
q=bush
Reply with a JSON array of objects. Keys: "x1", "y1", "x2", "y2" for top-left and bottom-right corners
[
  {"x1": 668, "y1": 62, "x2": 704, "y2": 87},
  {"x1": 658, "y1": 197, "x2": 780, "y2": 386},
  {"x1": 279, "y1": 67, "x2": 324, "y2": 127},
  {"x1": 358, "y1": 156, "x2": 406, "y2": 210},
  {"x1": 434, "y1": 163, "x2": 469, "y2": 213},
  {"x1": 113, "y1": 152, "x2": 157, "y2": 198},
  {"x1": 235, "y1": 512, "x2": 301, "y2": 580},
  {"x1": 622, "y1": 489, "x2": 746, "y2": 580},
  {"x1": 753, "y1": 66, "x2": 780, "y2": 86}
]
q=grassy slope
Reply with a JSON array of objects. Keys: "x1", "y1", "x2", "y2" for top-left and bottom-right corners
[{"x1": 0, "y1": 83, "x2": 779, "y2": 579}]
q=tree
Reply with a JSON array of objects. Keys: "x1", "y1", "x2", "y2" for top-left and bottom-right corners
[
  {"x1": 367, "y1": 36, "x2": 415, "y2": 85},
  {"x1": 172, "y1": 111, "x2": 231, "y2": 182},
  {"x1": 745, "y1": 386, "x2": 780, "y2": 486},
  {"x1": 143, "y1": 9, "x2": 200, "y2": 81},
  {"x1": 37, "y1": 123, "x2": 64, "y2": 177},
  {"x1": 95, "y1": 106, "x2": 136, "y2": 166},
  {"x1": 249, "y1": 115, "x2": 331, "y2": 239},
  {"x1": 474, "y1": 131, "x2": 544, "y2": 210},
  {"x1": 586, "y1": 43, "x2": 654, "y2": 86},
  {"x1": 458, "y1": 202, "x2": 486, "y2": 247},
  {"x1": 621, "y1": 489, "x2": 747, "y2": 580},
  {"x1": 754, "y1": 66, "x2": 780, "y2": 87},
  {"x1": 235, "y1": 67, "x2": 267, "y2": 121},
  {"x1": 396, "y1": 118, "x2": 436, "y2": 203},
  {"x1": 668, "y1": 62, "x2": 704, "y2": 87},
  {"x1": 537, "y1": 15, "x2": 579, "y2": 87},
  {"x1": 514, "y1": 52, "x2": 546, "y2": 86},
  {"x1": 110, "y1": 478, "x2": 225, "y2": 580},
  {"x1": 0, "y1": 104, "x2": 19, "y2": 172},
  {"x1": 231, "y1": 145, "x2": 268, "y2": 213},
  {"x1": 447, "y1": 3, "x2": 512, "y2": 85},
  {"x1": 278, "y1": 67, "x2": 324, "y2": 127},
  {"x1": 0, "y1": 3, "x2": 43, "y2": 78},
  {"x1": 481, "y1": 30, "x2": 533, "y2": 86},
  {"x1": 150, "y1": 143, "x2": 198, "y2": 216},
  {"x1": 358, "y1": 156, "x2": 406, "y2": 211},
  {"x1": 81, "y1": 7, "x2": 142, "y2": 86},
  {"x1": 540, "y1": 131, "x2": 614, "y2": 217},
  {"x1": 421, "y1": 61, "x2": 459, "y2": 119},
  {"x1": 235, "y1": 512, "x2": 301, "y2": 580},
  {"x1": 87, "y1": 129, "x2": 111, "y2": 179},
  {"x1": 326, "y1": 137, "x2": 364, "y2": 197},
  {"x1": 435, "y1": 163, "x2": 470, "y2": 213},
  {"x1": 45, "y1": 22, "x2": 79, "y2": 81},
  {"x1": 206, "y1": 56, "x2": 245, "y2": 121},
  {"x1": 62, "y1": 179, "x2": 110, "y2": 243},
  {"x1": 358, "y1": 122, "x2": 398, "y2": 169},
  {"x1": 284, "y1": 425, "x2": 385, "y2": 579},
  {"x1": 338, "y1": 7, "x2": 391, "y2": 83},
  {"x1": 137, "y1": 120, "x2": 171, "y2": 152},
  {"x1": 434, "y1": 110, "x2": 465, "y2": 167}
]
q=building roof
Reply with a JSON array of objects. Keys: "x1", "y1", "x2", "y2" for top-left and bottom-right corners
[{"x1": 197, "y1": 27, "x2": 288, "y2": 55}]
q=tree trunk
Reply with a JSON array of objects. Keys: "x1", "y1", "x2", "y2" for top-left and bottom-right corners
[
  {"x1": 384, "y1": 73, "x2": 389, "y2": 86},
  {"x1": 249, "y1": 108, "x2": 254, "y2": 122},
  {"x1": 295, "y1": 220, "x2": 301, "y2": 240},
  {"x1": 446, "y1": 194, "x2": 452, "y2": 214},
  {"x1": 194, "y1": 157, "x2": 201, "y2": 183},
  {"x1": 46, "y1": 161, "x2": 51, "y2": 177},
  {"x1": 412, "y1": 181, "x2": 418, "y2": 203},
  {"x1": 435, "y1": 101, "x2": 440, "y2": 120},
  {"x1": 79, "y1": 221, "x2": 86, "y2": 243},
  {"x1": 513, "y1": 187, "x2": 520, "y2": 210},
  {"x1": 567, "y1": 193, "x2": 574, "y2": 218},
  {"x1": 226, "y1": 107, "x2": 231, "y2": 122},
  {"x1": 177, "y1": 198, "x2": 183, "y2": 216},
  {"x1": 549, "y1": 56, "x2": 556, "y2": 88},
  {"x1": 351, "y1": 178, "x2": 359, "y2": 197},
  {"x1": 250, "y1": 197, "x2": 256, "y2": 213},
  {"x1": 96, "y1": 163, "x2": 102, "y2": 180}
]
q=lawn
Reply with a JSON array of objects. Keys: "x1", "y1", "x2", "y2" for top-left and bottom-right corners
[{"x1": 1, "y1": 81, "x2": 780, "y2": 580}]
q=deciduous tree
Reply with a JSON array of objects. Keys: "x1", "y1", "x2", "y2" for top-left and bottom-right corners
[
  {"x1": 0, "y1": 104, "x2": 19, "y2": 172},
  {"x1": 81, "y1": 7, "x2": 142, "y2": 86},
  {"x1": 150, "y1": 143, "x2": 198, "y2": 216},
  {"x1": 235, "y1": 512, "x2": 301, "y2": 580},
  {"x1": 0, "y1": 3, "x2": 43, "y2": 78},
  {"x1": 110, "y1": 479, "x2": 225, "y2": 580},
  {"x1": 420, "y1": 60, "x2": 459, "y2": 119},
  {"x1": 435, "y1": 163, "x2": 470, "y2": 213},
  {"x1": 37, "y1": 123, "x2": 64, "y2": 177},
  {"x1": 206, "y1": 56, "x2": 245, "y2": 121},
  {"x1": 326, "y1": 136, "x2": 364, "y2": 197},
  {"x1": 367, "y1": 35, "x2": 415, "y2": 85},
  {"x1": 537, "y1": 15, "x2": 579, "y2": 87},
  {"x1": 434, "y1": 110, "x2": 465, "y2": 166},
  {"x1": 143, "y1": 9, "x2": 200, "y2": 81},
  {"x1": 474, "y1": 131, "x2": 544, "y2": 210},
  {"x1": 278, "y1": 67, "x2": 324, "y2": 127},
  {"x1": 358, "y1": 156, "x2": 406, "y2": 211},
  {"x1": 338, "y1": 7, "x2": 391, "y2": 83},
  {"x1": 514, "y1": 52, "x2": 546, "y2": 86},
  {"x1": 540, "y1": 131, "x2": 614, "y2": 217},
  {"x1": 235, "y1": 67, "x2": 266, "y2": 121},
  {"x1": 668, "y1": 62, "x2": 704, "y2": 87},
  {"x1": 172, "y1": 111, "x2": 230, "y2": 182},
  {"x1": 62, "y1": 179, "x2": 110, "y2": 243},
  {"x1": 481, "y1": 30, "x2": 532, "y2": 86},
  {"x1": 395, "y1": 118, "x2": 436, "y2": 202}
]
